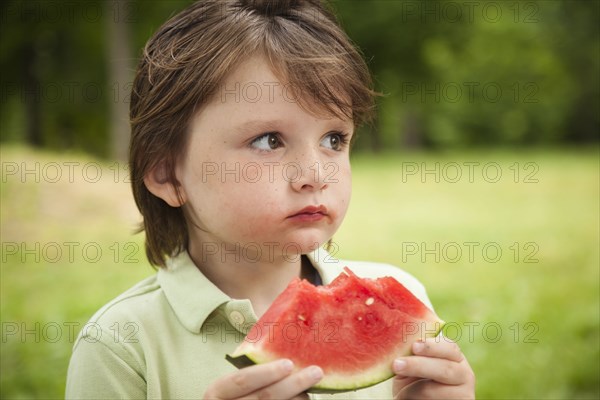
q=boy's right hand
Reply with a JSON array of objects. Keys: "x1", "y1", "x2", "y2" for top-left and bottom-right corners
[{"x1": 203, "y1": 359, "x2": 323, "y2": 399}]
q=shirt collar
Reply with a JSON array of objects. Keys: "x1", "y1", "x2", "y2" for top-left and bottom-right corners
[
  {"x1": 158, "y1": 248, "x2": 343, "y2": 334},
  {"x1": 158, "y1": 251, "x2": 230, "y2": 334},
  {"x1": 306, "y1": 247, "x2": 345, "y2": 285}
]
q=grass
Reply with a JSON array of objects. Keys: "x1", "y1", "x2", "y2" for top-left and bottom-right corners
[{"x1": 1, "y1": 144, "x2": 599, "y2": 399}]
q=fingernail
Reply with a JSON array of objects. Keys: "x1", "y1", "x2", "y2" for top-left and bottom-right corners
[
  {"x1": 413, "y1": 341, "x2": 425, "y2": 353},
  {"x1": 308, "y1": 366, "x2": 323, "y2": 380},
  {"x1": 280, "y1": 359, "x2": 294, "y2": 372},
  {"x1": 393, "y1": 359, "x2": 406, "y2": 372}
]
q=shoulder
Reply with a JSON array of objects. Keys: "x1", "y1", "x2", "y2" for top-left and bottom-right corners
[
  {"x1": 72, "y1": 274, "x2": 165, "y2": 350},
  {"x1": 86, "y1": 274, "x2": 163, "y2": 327},
  {"x1": 67, "y1": 275, "x2": 162, "y2": 397},
  {"x1": 309, "y1": 249, "x2": 434, "y2": 310}
]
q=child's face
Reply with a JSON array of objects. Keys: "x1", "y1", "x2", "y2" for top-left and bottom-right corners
[{"x1": 177, "y1": 56, "x2": 353, "y2": 260}]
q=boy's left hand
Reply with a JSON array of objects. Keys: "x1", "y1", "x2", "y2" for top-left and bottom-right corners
[{"x1": 392, "y1": 336, "x2": 475, "y2": 399}]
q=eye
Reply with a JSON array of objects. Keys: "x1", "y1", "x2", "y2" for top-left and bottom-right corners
[
  {"x1": 251, "y1": 132, "x2": 282, "y2": 151},
  {"x1": 321, "y1": 131, "x2": 349, "y2": 151}
]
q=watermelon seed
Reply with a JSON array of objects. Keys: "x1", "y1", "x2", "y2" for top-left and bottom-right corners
[
  {"x1": 365, "y1": 297, "x2": 374, "y2": 306},
  {"x1": 298, "y1": 314, "x2": 306, "y2": 321}
]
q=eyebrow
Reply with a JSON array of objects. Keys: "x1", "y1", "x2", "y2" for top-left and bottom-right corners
[
  {"x1": 232, "y1": 118, "x2": 354, "y2": 136},
  {"x1": 232, "y1": 119, "x2": 286, "y2": 135}
]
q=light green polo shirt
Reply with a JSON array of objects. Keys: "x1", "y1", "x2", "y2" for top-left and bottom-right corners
[{"x1": 66, "y1": 249, "x2": 433, "y2": 399}]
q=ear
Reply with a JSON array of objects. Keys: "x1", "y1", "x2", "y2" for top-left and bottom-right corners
[{"x1": 143, "y1": 162, "x2": 186, "y2": 207}]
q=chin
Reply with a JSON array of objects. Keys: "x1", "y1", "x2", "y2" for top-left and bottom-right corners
[
  {"x1": 284, "y1": 232, "x2": 331, "y2": 254},
  {"x1": 302, "y1": 240, "x2": 324, "y2": 253}
]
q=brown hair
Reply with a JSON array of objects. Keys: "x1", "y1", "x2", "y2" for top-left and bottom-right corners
[{"x1": 129, "y1": 0, "x2": 376, "y2": 267}]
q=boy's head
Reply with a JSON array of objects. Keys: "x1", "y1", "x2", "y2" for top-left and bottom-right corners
[{"x1": 130, "y1": 0, "x2": 375, "y2": 267}]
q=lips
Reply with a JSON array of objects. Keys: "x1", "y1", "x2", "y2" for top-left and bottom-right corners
[{"x1": 287, "y1": 205, "x2": 328, "y2": 222}]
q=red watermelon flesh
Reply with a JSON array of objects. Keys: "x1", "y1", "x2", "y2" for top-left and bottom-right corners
[{"x1": 226, "y1": 267, "x2": 444, "y2": 393}]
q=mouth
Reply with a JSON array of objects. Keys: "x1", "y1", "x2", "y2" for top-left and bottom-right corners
[{"x1": 287, "y1": 205, "x2": 329, "y2": 222}]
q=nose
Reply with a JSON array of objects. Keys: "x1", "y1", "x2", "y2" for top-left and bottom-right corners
[{"x1": 288, "y1": 151, "x2": 329, "y2": 192}]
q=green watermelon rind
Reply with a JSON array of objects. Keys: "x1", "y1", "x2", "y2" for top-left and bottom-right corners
[
  {"x1": 225, "y1": 352, "x2": 390, "y2": 394},
  {"x1": 225, "y1": 321, "x2": 445, "y2": 394}
]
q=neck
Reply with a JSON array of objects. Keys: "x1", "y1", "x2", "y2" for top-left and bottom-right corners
[{"x1": 188, "y1": 241, "x2": 304, "y2": 318}]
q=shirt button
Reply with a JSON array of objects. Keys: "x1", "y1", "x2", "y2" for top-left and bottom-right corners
[{"x1": 229, "y1": 310, "x2": 245, "y2": 325}]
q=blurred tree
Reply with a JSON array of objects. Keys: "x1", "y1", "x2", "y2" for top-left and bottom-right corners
[
  {"x1": 0, "y1": 0, "x2": 598, "y2": 156},
  {"x1": 0, "y1": 0, "x2": 108, "y2": 152},
  {"x1": 0, "y1": 1, "x2": 45, "y2": 147},
  {"x1": 106, "y1": 0, "x2": 133, "y2": 161},
  {"x1": 335, "y1": 0, "x2": 436, "y2": 150},
  {"x1": 335, "y1": 0, "x2": 599, "y2": 150},
  {"x1": 551, "y1": 0, "x2": 600, "y2": 142}
]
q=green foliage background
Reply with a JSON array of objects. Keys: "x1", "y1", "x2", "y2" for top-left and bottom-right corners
[
  {"x1": 1, "y1": 0, "x2": 599, "y2": 399},
  {"x1": 0, "y1": 0, "x2": 598, "y2": 154}
]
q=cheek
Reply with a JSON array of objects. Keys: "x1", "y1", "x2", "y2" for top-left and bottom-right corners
[
  {"x1": 217, "y1": 180, "x2": 283, "y2": 223},
  {"x1": 335, "y1": 163, "x2": 352, "y2": 206},
  {"x1": 183, "y1": 160, "x2": 280, "y2": 209}
]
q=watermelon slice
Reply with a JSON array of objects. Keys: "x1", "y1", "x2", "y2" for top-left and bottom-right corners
[{"x1": 226, "y1": 267, "x2": 444, "y2": 393}]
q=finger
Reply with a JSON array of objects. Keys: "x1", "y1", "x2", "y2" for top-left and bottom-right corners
[
  {"x1": 206, "y1": 359, "x2": 294, "y2": 398},
  {"x1": 392, "y1": 375, "x2": 421, "y2": 397},
  {"x1": 247, "y1": 365, "x2": 323, "y2": 399},
  {"x1": 399, "y1": 379, "x2": 472, "y2": 400},
  {"x1": 393, "y1": 356, "x2": 466, "y2": 385},
  {"x1": 393, "y1": 375, "x2": 420, "y2": 385},
  {"x1": 290, "y1": 395, "x2": 310, "y2": 400},
  {"x1": 399, "y1": 379, "x2": 437, "y2": 400},
  {"x1": 412, "y1": 337, "x2": 464, "y2": 362}
]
